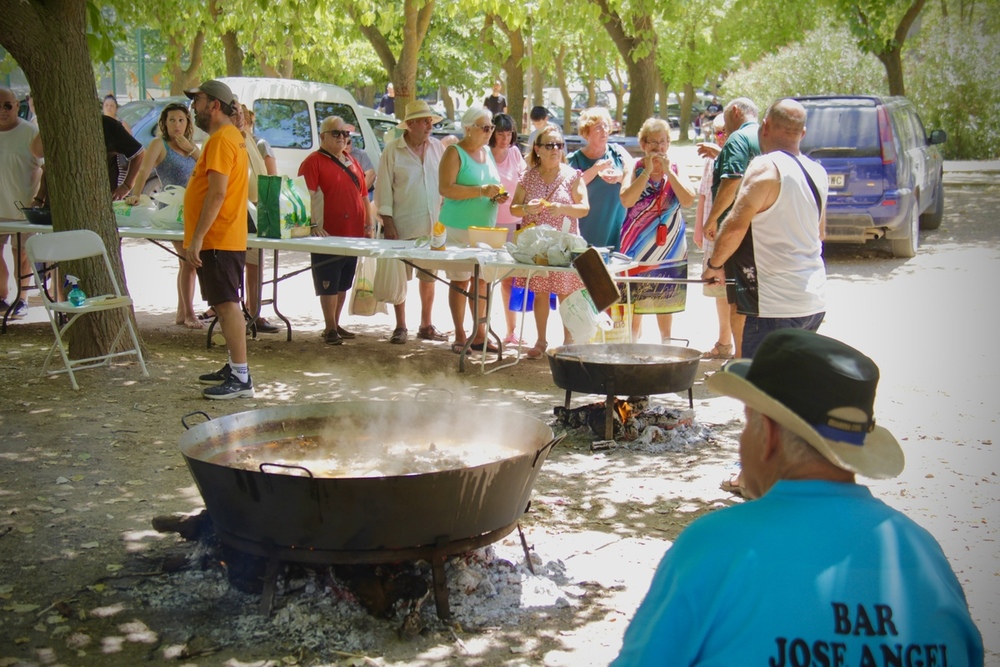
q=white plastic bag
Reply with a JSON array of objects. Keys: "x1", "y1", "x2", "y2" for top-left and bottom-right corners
[
  {"x1": 149, "y1": 185, "x2": 186, "y2": 230},
  {"x1": 373, "y1": 258, "x2": 407, "y2": 305},
  {"x1": 349, "y1": 256, "x2": 387, "y2": 316},
  {"x1": 113, "y1": 195, "x2": 154, "y2": 228},
  {"x1": 559, "y1": 288, "x2": 612, "y2": 343}
]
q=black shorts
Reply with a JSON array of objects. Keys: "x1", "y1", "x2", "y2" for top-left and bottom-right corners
[
  {"x1": 197, "y1": 249, "x2": 245, "y2": 306},
  {"x1": 311, "y1": 253, "x2": 357, "y2": 295}
]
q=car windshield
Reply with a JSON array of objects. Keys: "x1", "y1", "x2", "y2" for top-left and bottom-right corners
[
  {"x1": 117, "y1": 101, "x2": 157, "y2": 128},
  {"x1": 799, "y1": 101, "x2": 880, "y2": 158}
]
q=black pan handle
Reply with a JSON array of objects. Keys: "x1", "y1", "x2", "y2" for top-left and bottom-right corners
[
  {"x1": 259, "y1": 462, "x2": 315, "y2": 478},
  {"x1": 662, "y1": 336, "x2": 690, "y2": 347},
  {"x1": 181, "y1": 410, "x2": 211, "y2": 430},
  {"x1": 533, "y1": 433, "x2": 566, "y2": 467}
]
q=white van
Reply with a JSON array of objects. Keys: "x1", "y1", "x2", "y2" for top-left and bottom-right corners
[{"x1": 218, "y1": 77, "x2": 381, "y2": 177}]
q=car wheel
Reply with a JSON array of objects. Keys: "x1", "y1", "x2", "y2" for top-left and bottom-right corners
[
  {"x1": 919, "y1": 178, "x2": 944, "y2": 231},
  {"x1": 890, "y1": 202, "x2": 920, "y2": 258}
]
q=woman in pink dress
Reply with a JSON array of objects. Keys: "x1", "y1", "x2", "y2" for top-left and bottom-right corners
[
  {"x1": 510, "y1": 125, "x2": 590, "y2": 358},
  {"x1": 489, "y1": 113, "x2": 527, "y2": 345}
]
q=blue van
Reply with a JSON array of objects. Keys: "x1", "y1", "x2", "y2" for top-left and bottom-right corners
[{"x1": 794, "y1": 96, "x2": 946, "y2": 258}]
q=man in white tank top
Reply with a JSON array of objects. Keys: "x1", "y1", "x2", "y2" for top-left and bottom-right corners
[{"x1": 703, "y1": 98, "x2": 828, "y2": 357}]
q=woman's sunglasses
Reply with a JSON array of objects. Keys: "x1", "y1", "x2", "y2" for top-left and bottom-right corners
[{"x1": 539, "y1": 142, "x2": 565, "y2": 150}]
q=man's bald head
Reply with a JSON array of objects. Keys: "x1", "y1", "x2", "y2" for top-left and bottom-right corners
[
  {"x1": 0, "y1": 88, "x2": 20, "y2": 131},
  {"x1": 765, "y1": 99, "x2": 807, "y2": 134},
  {"x1": 760, "y1": 98, "x2": 807, "y2": 153},
  {"x1": 0, "y1": 87, "x2": 16, "y2": 104}
]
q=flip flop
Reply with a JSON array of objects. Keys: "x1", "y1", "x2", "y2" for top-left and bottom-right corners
[
  {"x1": 451, "y1": 342, "x2": 468, "y2": 354},
  {"x1": 720, "y1": 472, "x2": 746, "y2": 497},
  {"x1": 469, "y1": 340, "x2": 500, "y2": 354}
]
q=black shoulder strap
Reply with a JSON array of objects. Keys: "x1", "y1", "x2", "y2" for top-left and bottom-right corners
[
  {"x1": 779, "y1": 150, "x2": 823, "y2": 219},
  {"x1": 320, "y1": 148, "x2": 363, "y2": 193}
]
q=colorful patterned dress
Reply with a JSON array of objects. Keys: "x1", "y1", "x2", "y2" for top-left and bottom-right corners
[
  {"x1": 515, "y1": 164, "x2": 585, "y2": 296},
  {"x1": 619, "y1": 162, "x2": 688, "y2": 314}
]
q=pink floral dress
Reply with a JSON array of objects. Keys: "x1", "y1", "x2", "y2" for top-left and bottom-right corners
[{"x1": 515, "y1": 164, "x2": 585, "y2": 296}]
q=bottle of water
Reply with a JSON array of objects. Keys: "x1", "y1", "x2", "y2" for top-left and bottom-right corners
[{"x1": 66, "y1": 275, "x2": 86, "y2": 307}]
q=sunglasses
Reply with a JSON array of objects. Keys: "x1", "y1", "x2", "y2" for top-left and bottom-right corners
[
  {"x1": 325, "y1": 130, "x2": 352, "y2": 139},
  {"x1": 539, "y1": 142, "x2": 565, "y2": 150},
  {"x1": 0, "y1": 102, "x2": 14, "y2": 111},
  {"x1": 476, "y1": 124, "x2": 495, "y2": 132}
]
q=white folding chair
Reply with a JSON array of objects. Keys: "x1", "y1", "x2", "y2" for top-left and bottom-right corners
[{"x1": 25, "y1": 230, "x2": 149, "y2": 390}]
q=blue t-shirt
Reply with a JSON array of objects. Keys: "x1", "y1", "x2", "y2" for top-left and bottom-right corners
[
  {"x1": 568, "y1": 143, "x2": 628, "y2": 251},
  {"x1": 612, "y1": 480, "x2": 984, "y2": 666}
]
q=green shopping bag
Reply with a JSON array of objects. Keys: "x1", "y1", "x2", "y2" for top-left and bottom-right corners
[{"x1": 256, "y1": 175, "x2": 283, "y2": 238}]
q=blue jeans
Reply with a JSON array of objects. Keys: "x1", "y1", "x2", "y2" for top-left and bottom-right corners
[{"x1": 741, "y1": 312, "x2": 825, "y2": 358}]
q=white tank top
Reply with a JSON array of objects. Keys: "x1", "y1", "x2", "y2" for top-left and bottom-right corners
[{"x1": 748, "y1": 150, "x2": 828, "y2": 318}]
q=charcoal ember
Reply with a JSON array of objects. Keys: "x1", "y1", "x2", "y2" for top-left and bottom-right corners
[
  {"x1": 553, "y1": 404, "x2": 594, "y2": 428},
  {"x1": 335, "y1": 564, "x2": 429, "y2": 618},
  {"x1": 626, "y1": 396, "x2": 650, "y2": 411},
  {"x1": 220, "y1": 544, "x2": 269, "y2": 594}
]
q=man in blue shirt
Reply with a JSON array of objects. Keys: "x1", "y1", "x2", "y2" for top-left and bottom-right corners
[{"x1": 613, "y1": 329, "x2": 984, "y2": 666}]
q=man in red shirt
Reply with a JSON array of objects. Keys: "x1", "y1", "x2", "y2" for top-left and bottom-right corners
[{"x1": 298, "y1": 116, "x2": 374, "y2": 345}]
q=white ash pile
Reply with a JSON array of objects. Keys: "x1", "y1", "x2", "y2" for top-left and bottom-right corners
[
  {"x1": 555, "y1": 396, "x2": 714, "y2": 452},
  {"x1": 128, "y1": 517, "x2": 578, "y2": 660}
]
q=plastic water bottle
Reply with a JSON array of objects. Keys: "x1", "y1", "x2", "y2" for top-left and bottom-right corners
[{"x1": 66, "y1": 275, "x2": 86, "y2": 307}]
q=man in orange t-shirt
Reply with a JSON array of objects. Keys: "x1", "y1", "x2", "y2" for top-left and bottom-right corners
[{"x1": 183, "y1": 80, "x2": 252, "y2": 400}]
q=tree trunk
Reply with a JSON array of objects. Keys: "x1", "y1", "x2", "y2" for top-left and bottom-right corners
[
  {"x1": 554, "y1": 46, "x2": 573, "y2": 135},
  {"x1": 679, "y1": 82, "x2": 696, "y2": 141},
  {"x1": 531, "y1": 63, "x2": 544, "y2": 107},
  {"x1": 495, "y1": 16, "x2": 524, "y2": 129},
  {"x1": 355, "y1": 0, "x2": 434, "y2": 121},
  {"x1": 440, "y1": 85, "x2": 456, "y2": 121},
  {"x1": 222, "y1": 31, "x2": 243, "y2": 76},
  {"x1": 877, "y1": 49, "x2": 906, "y2": 96},
  {"x1": 656, "y1": 79, "x2": 668, "y2": 118},
  {"x1": 167, "y1": 31, "x2": 205, "y2": 95},
  {"x1": 624, "y1": 52, "x2": 657, "y2": 136},
  {"x1": 0, "y1": 0, "x2": 139, "y2": 360},
  {"x1": 606, "y1": 67, "x2": 626, "y2": 130},
  {"x1": 590, "y1": 0, "x2": 657, "y2": 136},
  {"x1": 209, "y1": 0, "x2": 242, "y2": 76}
]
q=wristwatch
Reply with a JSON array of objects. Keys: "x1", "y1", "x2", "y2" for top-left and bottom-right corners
[{"x1": 706, "y1": 257, "x2": 724, "y2": 271}]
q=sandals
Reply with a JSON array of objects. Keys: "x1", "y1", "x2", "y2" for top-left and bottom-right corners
[
  {"x1": 451, "y1": 340, "x2": 500, "y2": 354},
  {"x1": 720, "y1": 472, "x2": 746, "y2": 498},
  {"x1": 469, "y1": 339, "x2": 500, "y2": 354},
  {"x1": 417, "y1": 325, "x2": 448, "y2": 341},
  {"x1": 389, "y1": 327, "x2": 408, "y2": 344},
  {"x1": 702, "y1": 342, "x2": 734, "y2": 360},
  {"x1": 525, "y1": 342, "x2": 547, "y2": 359},
  {"x1": 503, "y1": 333, "x2": 522, "y2": 346}
]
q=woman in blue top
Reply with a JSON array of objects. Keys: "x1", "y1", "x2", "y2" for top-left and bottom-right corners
[
  {"x1": 438, "y1": 106, "x2": 505, "y2": 354},
  {"x1": 567, "y1": 107, "x2": 631, "y2": 250},
  {"x1": 127, "y1": 102, "x2": 203, "y2": 328}
]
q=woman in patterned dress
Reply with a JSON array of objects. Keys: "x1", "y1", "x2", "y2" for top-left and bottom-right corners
[
  {"x1": 619, "y1": 117, "x2": 696, "y2": 342},
  {"x1": 509, "y1": 125, "x2": 590, "y2": 358}
]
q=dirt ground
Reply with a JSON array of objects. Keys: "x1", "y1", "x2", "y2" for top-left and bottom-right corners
[{"x1": 1, "y1": 159, "x2": 998, "y2": 666}]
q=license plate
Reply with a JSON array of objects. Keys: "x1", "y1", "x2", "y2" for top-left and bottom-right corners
[{"x1": 828, "y1": 174, "x2": 845, "y2": 189}]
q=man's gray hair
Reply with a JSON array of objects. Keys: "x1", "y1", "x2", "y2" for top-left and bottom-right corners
[
  {"x1": 747, "y1": 408, "x2": 830, "y2": 468},
  {"x1": 724, "y1": 97, "x2": 758, "y2": 121}
]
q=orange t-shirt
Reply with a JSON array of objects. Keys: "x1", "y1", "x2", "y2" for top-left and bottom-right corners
[{"x1": 183, "y1": 123, "x2": 249, "y2": 251}]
